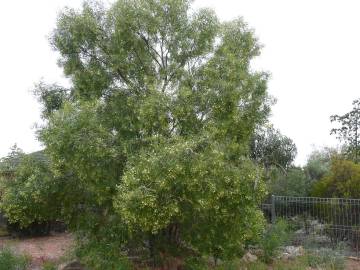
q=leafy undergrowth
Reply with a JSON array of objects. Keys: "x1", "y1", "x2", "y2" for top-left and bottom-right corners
[{"x1": 0, "y1": 248, "x2": 29, "y2": 270}]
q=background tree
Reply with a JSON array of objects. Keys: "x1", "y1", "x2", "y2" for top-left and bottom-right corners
[
  {"x1": 312, "y1": 158, "x2": 360, "y2": 198},
  {"x1": 32, "y1": 0, "x2": 271, "y2": 267},
  {"x1": 250, "y1": 125, "x2": 297, "y2": 174},
  {"x1": 0, "y1": 144, "x2": 24, "y2": 175},
  {"x1": 304, "y1": 146, "x2": 337, "y2": 183},
  {"x1": 268, "y1": 166, "x2": 310, "y2": 197},
  {"x1": 331, "y1": 99, "x2": 360, "y2": 163}
]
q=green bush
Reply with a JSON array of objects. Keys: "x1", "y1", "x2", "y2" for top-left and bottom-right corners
[
  {"x1": 269, "y1": 167, "x2": 311, "y2": 197},
  {"x1": 42, "y1": 261, "x2": 57, "y2": 270},
  {"x1": 75, "y1": 235, "x2": 132, "y2": 270},
  {"x1": 312, "y1": 158, "x2": 360, "y2": 198},
  {"x1": 0, "y1": 154, "x2": 60, "y2": 235},
  {"x1": 259, "y1": 219, "x2": 291, "y2": 263},
  {"x1": 0, "y1": 248, "x2": 29, "y2": 270},
  {"x1": 114, "y1": 140, "x2": 266, "y2": 260}
]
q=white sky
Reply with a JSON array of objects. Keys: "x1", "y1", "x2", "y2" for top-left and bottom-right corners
[{"x1": 1, "y1": 0, "x2": 359, "y2": 165}]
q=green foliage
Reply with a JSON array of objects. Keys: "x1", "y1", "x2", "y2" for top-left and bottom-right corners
[
  {"x1": 0, "y1": 152, "x2": 59, "y2": 231},
  {"x1": 0, "y1": 248, "x2": 29, "y2": 270},
  {"x1": 331, "y1": 99, "x2": 360, "y2": 163},
  {"x1": 269, "y1": 167, "x2": 311, "y2": 197},
  {"x1": 0, "y1": 144, "x2": 24, "y2": 174},
  {"x1": 75, "y1": 235, "x2": 132, "y2": 270},
  {"x1": 259, "y1": 219, "x2": 290, "y2": 263},
  {"x1": 250, "y1": 125, "x2": 297, "y2": 173},
  {"x1": 35, "y1": 0, "x2": 271, "y2": 265},
  {"x1": 34, "y1": 82, "x2": 70, "y2": 119},
  {"x1": 304, "y1": 147, "x2": 336, "y2": 182},
  {"x1": 312, "y1": 158, "x2": 360, "y2": 198},
  {"x1": 115, "y1": 139, "x2": 266, "y2": 259},
  {"x1": 42, "y1": 261, "x2": 57, "y2": 270},
  {"x1": 183, "y1": 257, "x2": 208, "y2": 270}
]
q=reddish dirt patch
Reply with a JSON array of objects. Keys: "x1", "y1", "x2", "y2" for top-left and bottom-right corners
[
  {"x1": 346, "y1": 258, "x2": 360, "y2": 270},
  {"x1": 0, "y1": 233, "x2": 74, "y2": 268}
]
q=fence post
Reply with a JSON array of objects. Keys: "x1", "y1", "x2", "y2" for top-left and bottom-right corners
[{"x1": 271, "y1": 195, "x2": 276, "y2": 224}]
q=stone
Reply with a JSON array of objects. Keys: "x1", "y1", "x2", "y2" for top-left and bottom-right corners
[
  {"x1": 242, "y1": 251, "x2": 258, "y2": 263},
  {"x1": 281, "y1": 246, "x2": 304, "y2": 260}
]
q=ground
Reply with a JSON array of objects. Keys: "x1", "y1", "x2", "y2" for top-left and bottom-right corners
[
  {"x1": 0, "y1": 234, "x2": 360, "y2": 269},
  {"x1": 0, "y1": 233, "x2": 74, "y2": 269},
  {"x1": 346, "y1": 259, "x2": 360, "y2": 270}
]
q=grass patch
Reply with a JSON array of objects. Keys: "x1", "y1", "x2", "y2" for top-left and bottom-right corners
[
  {"x1": 259, "y1": 219, "x2": 291, "y2": 263},
  {"x1": 0, "y1": 248, "x2": 29, "y2": 270}
]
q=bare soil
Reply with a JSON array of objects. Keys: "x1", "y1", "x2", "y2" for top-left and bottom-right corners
[
  {"x1": 0, "y1": 233, "x2": 74, "y2": 268},
  {"x1": 346, "y1": 258, "x2": 360, "y2": 270}
]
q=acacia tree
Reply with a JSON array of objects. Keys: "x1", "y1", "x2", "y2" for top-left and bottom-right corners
[
  {"x1": 331, "y1": 99, "x2": 360, "y2": 163},
  {"x1": 34, "y1": 0, "x2": 271, "y2": 266}
]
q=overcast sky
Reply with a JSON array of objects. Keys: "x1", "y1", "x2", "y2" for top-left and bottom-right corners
[{"x1": 1, "y1": 0, "x2": 359, "y2": 165}]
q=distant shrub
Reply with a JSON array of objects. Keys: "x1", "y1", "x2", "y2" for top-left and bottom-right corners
[
  {"x1": 0, "y1": 248, "x2": 29, "y2": 270},
  {"x1": 269, "y1": 167, "x2": 311, "y2": 197},
  {"x1": 312, "y1": 158, "x2": 360, "y2": 198}
]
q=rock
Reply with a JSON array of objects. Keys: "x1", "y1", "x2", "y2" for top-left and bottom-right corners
[
  {"x1": 242, "y1": 252, "x2": 258, "y2": 263},
  {"x1": 295, "y1": 228, "x2": 305, "y2": 235},
  {"x1": 281, "y1": 246, "x2": 304, "y2": 260},
  {"x1": 61, "y1": 261, "x2": 87, "y2": 270}
]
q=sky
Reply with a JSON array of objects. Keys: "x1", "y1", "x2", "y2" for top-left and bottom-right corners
[{"x1": 1, "y1": 0, "x2": 359, "y2": 165}]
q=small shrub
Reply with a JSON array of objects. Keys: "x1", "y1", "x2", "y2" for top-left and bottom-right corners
[
  {"x1": 75, "y1": 236, "x2": 132, "y2": 270},
  {"x1": 42, "y1": 261, "x2": 57, "y2": 270},
  {"x1": 307, "y1": 248, "x2": 345, "y2": 270},
  {"x1": 7, "y1": 221, "x2": 51, "y2": 237},
  {"x1": 0, "y1": 248, "x2": 29, "y2": 270},
  {"x1": 259, "y1": 219, "x2": 291, "y2": 263}
]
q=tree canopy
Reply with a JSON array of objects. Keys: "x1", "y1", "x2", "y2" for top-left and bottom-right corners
[{"x1": 28, "y1": 0, "x2": 272, "y2": 266}]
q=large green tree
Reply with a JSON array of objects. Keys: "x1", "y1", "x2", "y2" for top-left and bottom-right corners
[{"x1": 34, "y1": 0, "x2": 271, "y2": 266}]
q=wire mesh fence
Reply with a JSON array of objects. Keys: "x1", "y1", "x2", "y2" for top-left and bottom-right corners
[{"x1": 262, "y1": 195, "x2": 360, "y2": 258}]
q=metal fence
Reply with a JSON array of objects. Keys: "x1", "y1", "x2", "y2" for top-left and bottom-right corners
[{"x1": 263, "y1": 195, "x2": 360, "y2": 258}]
